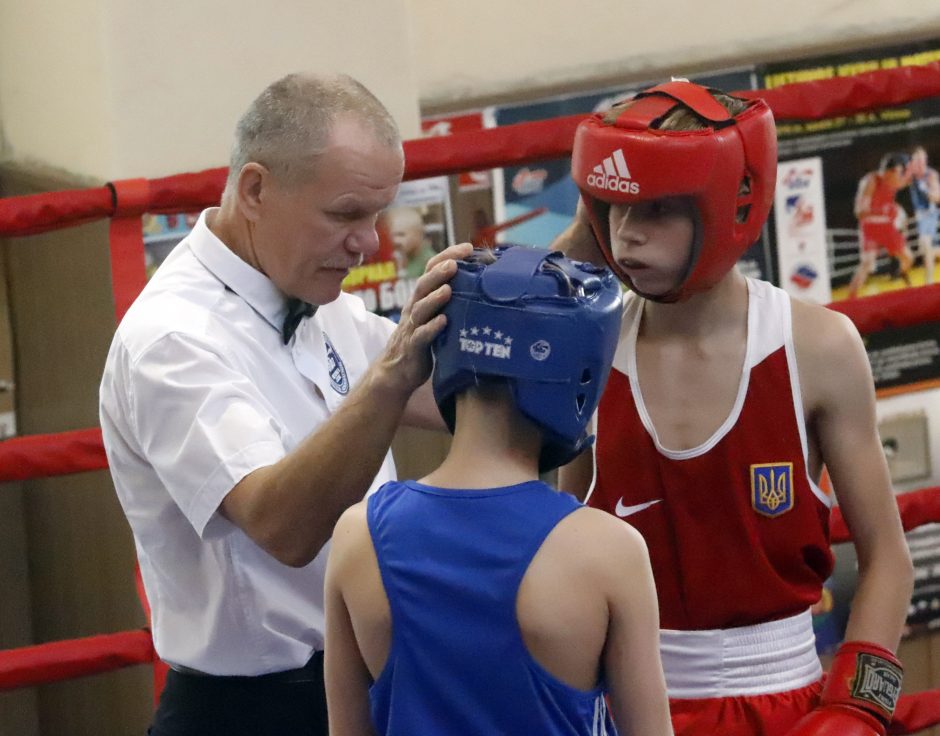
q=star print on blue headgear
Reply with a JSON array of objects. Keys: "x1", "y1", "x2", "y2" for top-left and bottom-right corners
[{"x1": 432, "y1": 245, "x2": 623, "y2": 472}]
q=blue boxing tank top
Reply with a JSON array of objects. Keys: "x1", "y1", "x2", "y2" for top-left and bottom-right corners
[{"x1": 367, "y1": 479, "x2": 616, "y2": 736}]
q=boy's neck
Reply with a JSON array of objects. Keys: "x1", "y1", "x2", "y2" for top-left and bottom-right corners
[
  {"x1": 640, "y1": 267, "x2": 748, "y2": 338},
  {"x1": 421, "y1": 385, "x2": 543, "y2": 490}
]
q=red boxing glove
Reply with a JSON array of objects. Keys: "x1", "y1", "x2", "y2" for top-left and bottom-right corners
[
  {"x1": 786, "y1": 704, "x2": 885, "y2": 735},
  {"x1": 786, "y1": 640, "x2": 903, "y2": 736}
]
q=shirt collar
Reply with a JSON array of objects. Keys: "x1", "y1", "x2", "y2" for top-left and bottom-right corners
[{"x1": 187, "y1": 208, "x2": 289, "y2": 332}]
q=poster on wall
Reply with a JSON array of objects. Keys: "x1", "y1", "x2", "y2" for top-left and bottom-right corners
[
  {"x1": 773, "y1": 158, "x2": 832, "y2": 303},
  {"x1": 758, "y1": 39, "x2": 940, "y2": 394},
  {"x1": 342, "y1": 177, "x2": 454, "y2": 321},
  {"x1": 143, "y1": 213, "x2": 198, "y2": 277},
  {"x1": 759, "y1": 41, "x2": 940, "y2": 302}
]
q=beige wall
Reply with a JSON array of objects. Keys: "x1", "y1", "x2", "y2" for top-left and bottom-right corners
[
  {"x1": 412, "y1": 1, "x2": 940, "y2": 111},
  {"x1": 4, "y1": 1, "x2": 940, "y2": 181},
  {"x1": 0, "y1": 0, "x2": 420, "y2": 180}
]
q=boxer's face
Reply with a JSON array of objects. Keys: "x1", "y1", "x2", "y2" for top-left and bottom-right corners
[
  {"x1": 883, "y1": 165, "x2": 907, "y2": 190},
  {"x1": 252, "y1": 115, "x2": 404, "y2": 305},
  {"x1": 911, "y1": 150, "x2": 928, "y2": 178},
  {"x1": 608, "y1": 196, "x2": 696, "y2": 297}
]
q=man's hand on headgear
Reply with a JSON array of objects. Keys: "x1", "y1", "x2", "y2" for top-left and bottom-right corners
[{"x1": 381, "y1": 242, "x2": 474, "y2": 397}]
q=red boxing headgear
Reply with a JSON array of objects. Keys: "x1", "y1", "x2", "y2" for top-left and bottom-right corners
[{"x1": 571, "y1": 80, "x2": 777, "y2": 301}]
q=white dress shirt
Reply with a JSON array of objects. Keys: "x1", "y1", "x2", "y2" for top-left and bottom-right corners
[{"x1": 100, "y1": 209, "x2": 396, "y2": 675}]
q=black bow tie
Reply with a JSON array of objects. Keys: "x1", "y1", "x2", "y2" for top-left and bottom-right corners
[{"x1": 282, "y1": 298, "x2": 317, "y2": 344}]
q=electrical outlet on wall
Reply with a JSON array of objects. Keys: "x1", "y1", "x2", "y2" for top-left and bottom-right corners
[{"x1": 878, "y1": 411, "x2": 931, "y2": 485}]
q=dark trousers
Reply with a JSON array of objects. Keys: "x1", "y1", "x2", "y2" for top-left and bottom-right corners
[{"x1": 148, "y1": 652, "x2": 327, "y2": 736}]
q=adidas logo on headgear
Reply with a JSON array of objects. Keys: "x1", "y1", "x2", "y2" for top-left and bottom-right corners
[{"x1": 586, "y1": 149, "x2": 640, "y2": 194}]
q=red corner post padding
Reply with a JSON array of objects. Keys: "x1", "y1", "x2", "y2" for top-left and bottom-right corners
[
  {"x1": 108, "y1": 178, "x2": 151, "y2": 323},
  {"x1": 0, "y1": 630, "x2": 155, "y2": 690}
]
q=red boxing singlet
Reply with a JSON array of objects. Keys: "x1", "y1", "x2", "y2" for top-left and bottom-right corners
[
  {"x1": 588, "y1": 279, "x2": 833, "y2": 631},
  {"x1": 859, "y1": 174, "x2": 906, "y2": 255}
]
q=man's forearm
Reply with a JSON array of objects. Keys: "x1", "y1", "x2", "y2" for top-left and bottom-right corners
[
  {"x1": 227, "y1": 364, "x2": 411, "y2": 567},
  {"x1": 225, "y1": 244, "x2": 469, "y2": 566}
]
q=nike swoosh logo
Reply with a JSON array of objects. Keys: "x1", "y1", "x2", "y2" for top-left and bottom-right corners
[{"x1": 614, "y1": 498, "x2": 662, "y2": 518}]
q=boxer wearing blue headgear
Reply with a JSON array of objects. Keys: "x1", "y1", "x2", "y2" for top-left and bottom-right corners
[
  {"x1": 433, "y1": 244, "x2": 622, "y2": 471},
  {"x1": 324, "y1": 246, "x2": 672, "y2": 736}
]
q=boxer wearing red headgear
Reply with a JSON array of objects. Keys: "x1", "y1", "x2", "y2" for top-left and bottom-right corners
[
  {"x1": 571, "y1": 80, "x2": 776, "y2": 302},
  {"x1": 552, "y1": 80, "x2": 913, "y2": 736}
]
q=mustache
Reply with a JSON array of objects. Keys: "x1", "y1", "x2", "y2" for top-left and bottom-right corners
[{"x1": 322, "y1": 254, "x2": 365, "y2": 270}]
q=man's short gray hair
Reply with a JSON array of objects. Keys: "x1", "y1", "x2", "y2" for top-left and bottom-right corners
[{"x1": 224, "y1": 73, "x2": 401, "y2": 193}]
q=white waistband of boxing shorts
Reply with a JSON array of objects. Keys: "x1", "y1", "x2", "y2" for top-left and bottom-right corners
[{"x1": 660, "y1": 609, "x2": 823, "y2": 699}]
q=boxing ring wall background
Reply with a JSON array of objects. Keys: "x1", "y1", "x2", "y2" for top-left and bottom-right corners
[{"x1": 2, "y1": 66, "x2": 940, "y2": 734}]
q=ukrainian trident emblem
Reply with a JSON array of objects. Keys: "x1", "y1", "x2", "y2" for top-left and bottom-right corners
[{"x1": 751, "y1": 463, "x2": 794, "y2": 517}]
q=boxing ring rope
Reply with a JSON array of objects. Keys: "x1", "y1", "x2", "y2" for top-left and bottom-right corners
[{"x1": 2, "y1": 63, "x2": 940, "y2": 731}]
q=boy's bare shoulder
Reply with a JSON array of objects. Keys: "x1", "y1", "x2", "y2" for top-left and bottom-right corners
[
  {"x1": 790, "y1": 296, "x2": 862, "y2": 355},
  {"x1": 554, "y1": 504, "x2": 650, "y2": 566},
  {"x1": 330, "y1": 500, "x2": 372, "y2": 561},
  {"x1": 789, "y1": 297, "x2": 873, "y2": 410}
]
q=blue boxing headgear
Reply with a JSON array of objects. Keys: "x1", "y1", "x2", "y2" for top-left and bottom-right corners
[{"x1": 432, "y1": 245, "x2": 623, "y2": 472}]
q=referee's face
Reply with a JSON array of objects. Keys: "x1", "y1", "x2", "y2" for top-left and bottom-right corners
[{"x1": 256, "y1": 115, "x2": 404, "y2": 305}]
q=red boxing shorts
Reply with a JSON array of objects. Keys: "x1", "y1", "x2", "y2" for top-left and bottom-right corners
[
  {"x1": 670, "y1": 681, "x2": 823, "y2": 736},
  {"x1": 860, "y1": 217, "x2": 906, "y2": 256}
]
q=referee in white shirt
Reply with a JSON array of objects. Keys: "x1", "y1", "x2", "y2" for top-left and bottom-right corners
[{"x1": 100, "y1": 73, "x2": 462, "y2": 736}]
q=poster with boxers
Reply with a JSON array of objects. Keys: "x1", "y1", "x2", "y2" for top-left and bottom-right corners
[
  {"x1": 761, "y1": 41, "x2": 940, "y2": 301},
  {"x1": 759, "y1": 40, "x2": 940, "y2": 395},
  {"x1": 488, "y1": 68, "x2": 777, "y2": 283},
  {"x1": 342, "y1": 176, "x2": 454, "y2": 322}
]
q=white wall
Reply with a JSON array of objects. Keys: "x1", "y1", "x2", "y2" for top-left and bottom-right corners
[{"x1": 0, "y1": 0, "x2": 420, "y2": 181}]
